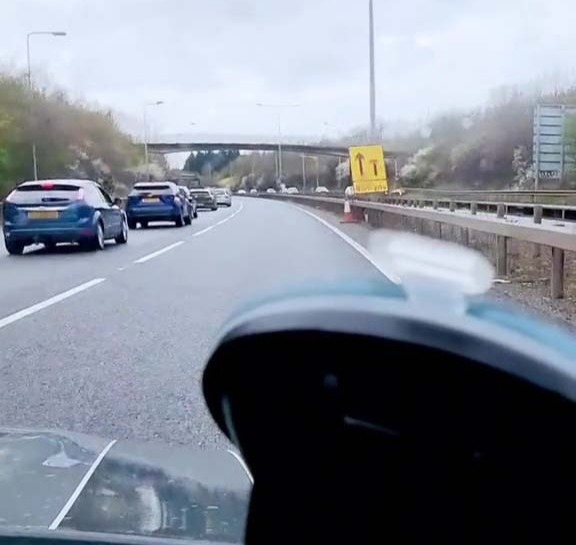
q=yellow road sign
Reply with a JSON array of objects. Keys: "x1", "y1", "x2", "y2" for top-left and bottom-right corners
[{"x1": 348, "y1": 145, "x2": 388, "y2": 194}]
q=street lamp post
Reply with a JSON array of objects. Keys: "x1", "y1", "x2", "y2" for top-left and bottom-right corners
[
  {"x1": 26, "y1": 31, "x2": 67, "y2": 180},
  {"x1": 369, "y1": 0, "x2": 377, "y2": 141},
  {"x1": 256, "y1": 103, "x2": 299, "y2": 184},
  {"x1": 143, "y1": 101, "x2": 164, "y2": 180}
]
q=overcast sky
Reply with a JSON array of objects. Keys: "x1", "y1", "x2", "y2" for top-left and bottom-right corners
[{"x1": 2, "y1": 0, "x2": 576, "y2": 142}]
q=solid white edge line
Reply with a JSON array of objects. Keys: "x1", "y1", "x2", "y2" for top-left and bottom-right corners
[
  {"x1": 134, "y1": 241, "x2": 185, "y2": 264},
  {"x1": 49, "y1": 439, "x2": 117, "y2": 530},
  {"x1": 227, "y1": 449, "x2": 254, "y2": 484},
  {"x1": 0, "y1": 278, "x2": 107, "y2": 331},
  {"x1": 296, "y1": 207, "x2": 400, "y2": 283}
]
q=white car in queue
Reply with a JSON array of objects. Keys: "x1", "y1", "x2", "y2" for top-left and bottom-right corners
[{"x1": 213, "y1": 188, "x2": 232, "y2": 207}]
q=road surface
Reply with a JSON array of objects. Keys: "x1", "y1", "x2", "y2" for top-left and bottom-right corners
[{"x1": 0, "y1": 198, "x2": 387, "y2": 447}]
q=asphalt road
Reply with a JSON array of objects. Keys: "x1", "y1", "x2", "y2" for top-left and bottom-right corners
[{"x1": 0, "y1": 198, "x2": 387, "y2": 447}]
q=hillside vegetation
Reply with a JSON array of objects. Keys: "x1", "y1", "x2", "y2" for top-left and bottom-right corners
[{"x1": 0, "y1": 72, "x2": 140, "y2": 197}]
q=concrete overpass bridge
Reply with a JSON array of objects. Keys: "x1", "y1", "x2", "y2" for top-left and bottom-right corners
[
  {"x1": 144, "y1": 134, "x2": 406, "y2": 159},
  {"x1": 147, "y1": 141, "x2": 349, "y2": 157}
]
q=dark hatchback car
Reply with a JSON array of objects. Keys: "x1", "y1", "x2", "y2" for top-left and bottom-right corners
[
  {"x1": 2, "y1": 179, "x2": 128, "y2": 255},
  {"x1": 190, "y1": 188, "x2": 218, "y2": 211},
  {"x1": 177, "y1": 185, "x2": 198, "y2": 219},
  {"x1": 126, "y1": 182, "x2": 191, "y2": 229}
]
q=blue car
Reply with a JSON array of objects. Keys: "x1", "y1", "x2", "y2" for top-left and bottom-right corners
[
  {"x1": 2, "y1": 179, "x2": 128, "y2": 255},
  {"x1": 126, "y1": 182, "x2": 190, "y2": 229}
]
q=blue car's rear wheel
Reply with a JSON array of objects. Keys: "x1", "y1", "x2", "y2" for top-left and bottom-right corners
[
  {"x1": 84, "y1": 222, "x2": 105, "y2": 251},
  {"x1": 127, "y1": 218, "x2": 137, "y2": 230},
  {"x1": 115, "y1": 218, "x2": 128, "y2": 244},
  {"x1": 5, "y1": 239, "x2": 24, "y2": 255}
]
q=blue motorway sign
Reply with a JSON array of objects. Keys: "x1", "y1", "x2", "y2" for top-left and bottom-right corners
[{"x1": 533, "y1": 104, "x2": 576, "y2": 184}]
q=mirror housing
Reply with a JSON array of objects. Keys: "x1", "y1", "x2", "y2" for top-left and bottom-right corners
[{"x1": 203, "y1": 287, "x2": 576, "y2": 544}]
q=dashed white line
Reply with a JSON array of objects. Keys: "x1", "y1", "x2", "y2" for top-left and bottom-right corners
[
  {"x1": 192, "y1": 225, "x2": 215, "y2": 237},
  {"x1": 134, "y1": 204, "x2": 244, "y2": 261},
  {"x1": 133, "y1": 241, "x2": 185, "y2": 264},
  {"x1": 193, "y1": 203, "x2": 244, "y2": 237},
  {"x1": 0, "y1": 278, "x2": 107, "y2": 331},
  {"x1": 49, "y1": 439, "x2": 117, "y2": 530}
]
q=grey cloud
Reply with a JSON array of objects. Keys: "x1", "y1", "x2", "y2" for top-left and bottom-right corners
[{"x1": 1, "y1": 0, "x2": 576, "y2": 138}]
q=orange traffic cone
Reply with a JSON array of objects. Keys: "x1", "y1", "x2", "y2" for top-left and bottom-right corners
[{"x1": 340, "y1": 199, "x2": 358, "y2": 224}]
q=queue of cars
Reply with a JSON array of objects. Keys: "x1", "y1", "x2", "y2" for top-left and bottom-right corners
[
  {"x1": 238, "y1": 186, "x2": 330, "y2": 195},
  {"x1": 2, "y1": 179, "x2": 233, "y2": 255}
]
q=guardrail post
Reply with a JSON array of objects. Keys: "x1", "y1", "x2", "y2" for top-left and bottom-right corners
[
  {"x1": 497, "y1": 203, "x2": 506, "y2": 219},
  {"x1": 449, "y1": 200, "x2": 456, "y2": 212},
  {"x1": 471, "y1": 202, "x2": 478, "y2": 215},
  {"x1": 433, "y1": 200, "x2": 438, "y2": 210},
  {"x1": 551, "y1": 247, "x2": 565, "y2": 299},
  {"x1": 534, "y1": 206, "x2": 543, "y2": 224},
  {"x1": 461, "y1": 228, "x2": 469, "y2": 246},
  {"x1": 434, "y1": 222, "x2": 442, "y2": 239},
  {"x1": 496, "y1": 235, "x2": 508, "y2": 277}
]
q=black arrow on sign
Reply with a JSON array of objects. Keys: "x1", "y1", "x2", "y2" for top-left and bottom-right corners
[
  {"x1": 355, "y1": 153, "x2": 365, "y2": 177},
  {"x1": 370, "y1": 159, "x2": 379, "y2": 177}
]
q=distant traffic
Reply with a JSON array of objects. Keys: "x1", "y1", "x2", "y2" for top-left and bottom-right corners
[
  {"x1": 2, "y1": 179, "x2": 233, "y2": 255},
  {"x1": 236, "y1": 185, "x2": 331, "y2": 196}
]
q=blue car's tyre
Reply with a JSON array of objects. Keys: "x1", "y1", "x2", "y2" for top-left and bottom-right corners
[
  {"x1": 83, "y1": 221, "x2": 105, "y2": 251},
  {"x1": 115, "y1": 218, "x2": 129, "y2": 244},
  {"x1": 5, "y1": 239, "x2": 24, "y2": 255}
]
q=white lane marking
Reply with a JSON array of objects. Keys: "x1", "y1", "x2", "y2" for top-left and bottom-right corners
[
  {"x1": 227, "y1": 449, "x2": 254, "y2": 484},
  {"x1": 49, "y1": 439, "x2": 117, "y2": 530},
  {"x1": 296, "y1": 207, "x2": 400, "y2": 283},
  {"x1": 0, "y1": 278, "x2": 107, "y2": 331},
  {"x1": 192, "y1": 225, "x2": 215, "y2": 237},
  {"x1": 133, "y1": 203, "x2": 243, "y2": 259},
  {"x1": 133, "y1": 241, "x2": 185, "y2": 264},
  {"x1": 193, "y1": 203, "x2": 244, "y2": 237}
]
